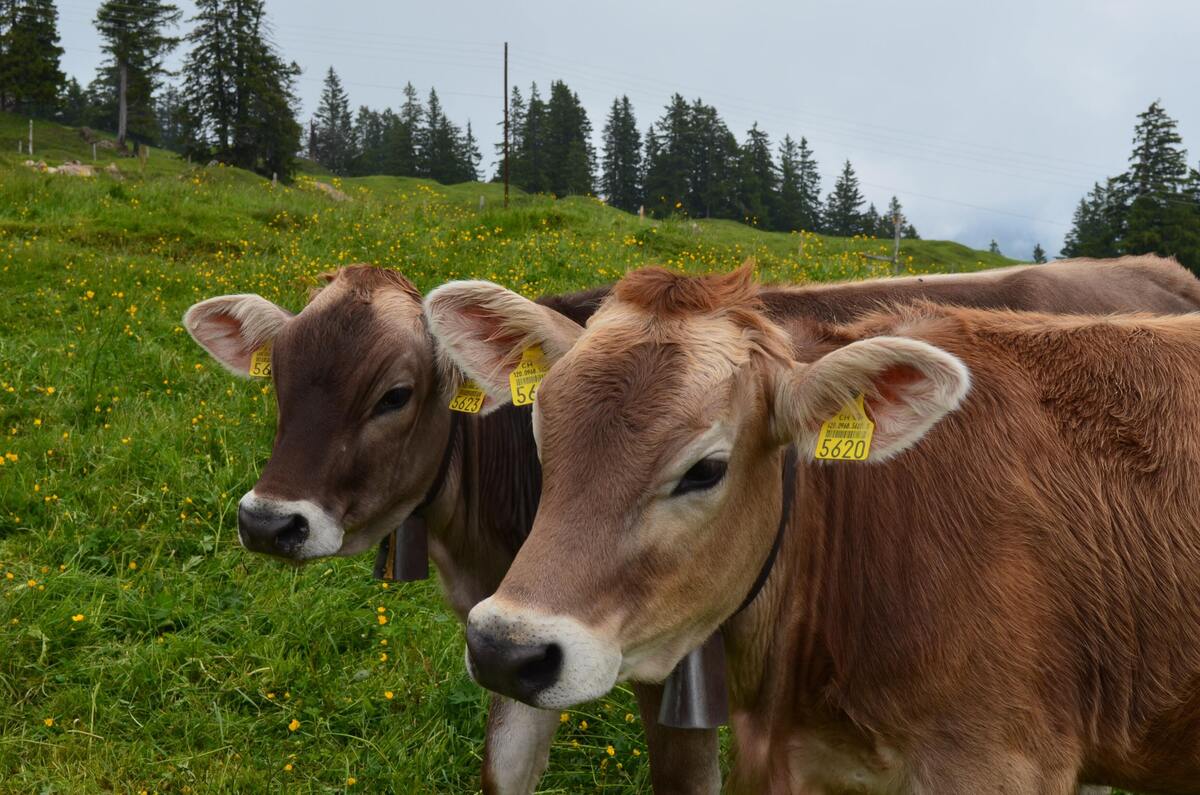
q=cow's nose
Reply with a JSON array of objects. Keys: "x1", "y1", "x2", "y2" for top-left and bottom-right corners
[
  {"x1": 466, "y1": 623, "x2": 563, "y2": 703},
  {"x1": 237, "y1": 504, "x2": 309, "y2": 556}
]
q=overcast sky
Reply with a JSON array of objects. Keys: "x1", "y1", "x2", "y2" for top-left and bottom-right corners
[{"x1": 56, "y1": 0, "x2": 1199, "y2": 259}]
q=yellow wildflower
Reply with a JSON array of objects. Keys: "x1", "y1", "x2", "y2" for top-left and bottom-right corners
[{"x1": 287, "y1": 718, "x2": 300, "y2": 732}]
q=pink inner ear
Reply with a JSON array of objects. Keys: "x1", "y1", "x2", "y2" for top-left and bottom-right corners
[
  {"x1": 459, "y1": 304, "x2": 526, "y2": 372},
  {"x1": 196, "y1": 311, "x2": 255, "y2": 371},
  {"x1": 864, "y1": 364, "x2": 925, "y2": 422}
]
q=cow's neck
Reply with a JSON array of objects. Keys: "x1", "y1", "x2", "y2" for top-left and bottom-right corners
[
  {"x1": 419, "y1": 405, "x2": 541, "y2": 620},
  {"x1": 721, "y1": 458, "x2": 844, "y2": 785}
]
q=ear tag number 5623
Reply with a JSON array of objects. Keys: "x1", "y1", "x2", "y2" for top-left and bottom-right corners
[
  {"x1": 509, "y1": 346, "x2": 548, "y2": 406},
  {"x1": 248, "y1": 342, "x2": 272, "y2": 378},
  {"x1": 814, "y1": 394, "x2": 874, "y2": 461}
]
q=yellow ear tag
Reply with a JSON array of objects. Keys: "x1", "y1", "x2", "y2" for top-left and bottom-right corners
[
  {"x1": 248, "y1": 342, "x2": 272, "y2": 378},
  {"x1": 814, "y1": 394, "x2": 874, "y2": 461},
  {"x1": 449, "y1": 378, "x2": 485, "y2": 414},
  {"x1": 509, "y1": 345, "x2": 549, "y2": 406}
]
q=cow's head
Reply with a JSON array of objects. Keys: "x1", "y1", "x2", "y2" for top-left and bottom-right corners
[
  {"x1": 427, "y1": 266, "x2": 969, "y2": 708},
  {"x1": 185, "y1": 265, "x2": 460, "y2": 561}
]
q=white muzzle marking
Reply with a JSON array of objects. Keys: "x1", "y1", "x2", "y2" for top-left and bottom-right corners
[
  {"x1": 237, "y1": 490, "x2": 344, "y2": 560},
  {"x1": 467, "y1": 597, "x2": 622, "y2": 709}
]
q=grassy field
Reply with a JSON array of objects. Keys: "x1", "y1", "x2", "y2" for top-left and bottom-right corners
[{"x1": 0, "y1": 113, "x2": 1015, "y2": 793}]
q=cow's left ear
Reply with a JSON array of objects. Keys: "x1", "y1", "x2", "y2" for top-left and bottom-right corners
[
  {"x1": 772, "y1": 336, "x2": 970, "y2": 461},
  {"x1": 184, "y1": 294, "x2": 292, "y2": 377},
  {"x1": 424, "y1": 280, "x2": 584, "y2": 412}
]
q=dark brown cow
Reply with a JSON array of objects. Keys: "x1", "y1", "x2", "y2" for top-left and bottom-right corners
[
  {"x1": 186, "y1": 256, "x2": 1200, "y2": 794},
  {"x1": 429, "y1": 263, "x2": 1200, "y2": 794}
]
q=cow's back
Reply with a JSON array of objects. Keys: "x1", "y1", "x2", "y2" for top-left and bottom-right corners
[{"x1": 760, "y1": 255, "x2": 1200, "y2": 323}]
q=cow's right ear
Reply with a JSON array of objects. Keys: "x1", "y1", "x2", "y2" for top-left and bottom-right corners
[
  {"x1": 183, "y1": 294, "x2": 292, "y2": 377},
  {"x1": 424, "y1": 280, "x2": 584, "y2": 410},
  {"x1": 772, "y1": 335, "x2": 970, "y2": 461}
]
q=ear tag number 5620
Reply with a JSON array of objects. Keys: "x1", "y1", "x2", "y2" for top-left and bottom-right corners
[
  {"x1": 814, "y1": 394, "x2": 874, "y2": 461},
  {"x1": 509, "y1": 346, "x2": 548, "y2": 406}
]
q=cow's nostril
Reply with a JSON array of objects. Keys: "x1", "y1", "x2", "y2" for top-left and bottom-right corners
[
  {"x1": 274, "y1": 514, "x2": 309, "y2": 553},
  {"x1": 466, "y1": 624, "x2": 564, "y2": 704},
  {"x1": 515, "y1": 643, "x2": 563, "y2": 693},
  {"x1": 238, "y1": 504, "x2": 309, "y2": 557}
]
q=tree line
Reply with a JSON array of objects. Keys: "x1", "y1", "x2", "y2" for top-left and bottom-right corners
[
  {"x1": 1, "y1": 0, "x2": 921, "y2": 236},
  {"x1": 307, "y1": 67, "x2": 480, "y2": 182},
  {"x1": 3, "y1": 0, "x2": 300, "y2": 179},
  {"x1": 1061, "y1": 100, "x2": 1200, "y2": 270},
  {"x1": 610, "y1": 93, "x2": 920, "y2": 237}
]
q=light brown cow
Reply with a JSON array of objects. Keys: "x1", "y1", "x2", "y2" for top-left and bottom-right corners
[{"x1": 429, "y1": 263, "x2": 1200, "y2": 794}]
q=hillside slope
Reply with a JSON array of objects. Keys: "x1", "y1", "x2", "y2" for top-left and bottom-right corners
[{"x1": 0, "y1": 112, "x2": 1014, "y2": 284}]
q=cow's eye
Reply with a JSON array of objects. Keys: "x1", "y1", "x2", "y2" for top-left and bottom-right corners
[
  {"x1": 373, "y1": 387, "x2": 413, "y2": 416},
  {"x1": 671, "y1": 457, "x2": 728, "y2": 496}
]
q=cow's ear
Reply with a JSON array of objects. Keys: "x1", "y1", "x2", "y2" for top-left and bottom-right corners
[
  {"x1": 183, "y1": 294, "x2": 292, "y2": 377},
  {"x1": 773, "y1": 336, "x2": 970, "y2": 461},
  {"x1": 424, "y1": 280, "x2": 584, "y2": 412}
]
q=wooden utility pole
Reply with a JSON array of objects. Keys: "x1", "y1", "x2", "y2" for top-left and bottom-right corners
[
  {"x1": 503, "y1": 42, "x2": 509, "y2": 209},
  {"x1": 28, "y1": 120, "x2": 32, "y2": 157}
]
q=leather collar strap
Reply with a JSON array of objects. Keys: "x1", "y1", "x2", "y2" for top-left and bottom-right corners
[
  {"x1": 374, "y1": 412, "x2": 461, "y2": 580},
  {"x1": 731, "y1": 444, "x2": 798, "y2": 617},
  {"x1": 415, "y1": 410, "x2": 461, "y2": 514}
]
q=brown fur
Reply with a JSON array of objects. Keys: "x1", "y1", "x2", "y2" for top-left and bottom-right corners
[{"x1": 491, "y1": 264, "x2": 1200, "y2": 794}]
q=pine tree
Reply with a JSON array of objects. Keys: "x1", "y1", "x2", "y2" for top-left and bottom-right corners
[
  {"x1": 1121, "y1": 100, "x2": 1195, "y2": 264},
  {"x1": 642, "y1": 93, "x2": 691, "y2": 216},
  {"x1": 795, "y1": 137, "x2": 822, "y2": 232},
  {"x1": 55, "y1": 75, "x2": 87, "y2": 125},
  {"x1": 1032, "y1": 243, "x2": 1047, "y2": 263},
  {"x1": 824, "y1": 160, "x2": 866, "y2": 236},
  {"x1": 349, "y1": 105, "x2": 384, "y2": 175},
  {"x1": 420, "y1": 88, "x2": 469, "y2": 183},
  {"x1": 457, "y1": 120, "x2": 481, "y2": 182},
  {"x1": 312, "y1": 67, "x2": 353, "y2": 174},
  {"x1": 776, "y1": 135, "x2": 804, "y2": 232},
  {"x1": 94, "y1": 0, "x2": 181, "y2": 147},
  {"x1": 883, "y1": 196, "x2": 914, "y2": 238},
  {"x1": 512, "y1": 83, "x2": 549, "y2": 193},
  {"x1": 862, "y1": 203, "x2": 881, "y2": 237},
  {"x1": 988, "y1": 239, "x2": 1002, "y2": 255},
  {"x1": 736, "y1": 122, "x2": 777, "y2": 228},
  {"x1": 0, "y1": 0, "x2": 65, "y2": 116},
  {"x1": 601, "y1": 95, "x2": 641, "y2": 212},
  {"x1": 180, "y1": 0, "x2": 300, "y2": 178},
  {"x1": 386, "y1": 82, "x2": 422, "y2": 176},
  {"x1": 494, "y1": 85, "x2": 524, "y2": 182},
  {"x1": 1061, "y1": 180, "x2": 1123, "y2": 258},
  {"x1": 687, "y1": 99, "x2": 739, "y2": 220},
  {"x1": 543, "y1": 80, "x2": 594, "y2": 196},
  {"x1": 155, "y1": 82, "x2": 184, "y2": 150}
]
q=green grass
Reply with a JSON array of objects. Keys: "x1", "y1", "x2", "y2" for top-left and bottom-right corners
[{"x1": 0, "y1": 111, "x2": 1016, "y2": 793}]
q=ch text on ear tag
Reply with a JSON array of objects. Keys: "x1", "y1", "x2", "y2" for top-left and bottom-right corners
[
  {"x1": 509, "y1": 345, "x2": 548, "y2": 406},
  {"x1": 814, "y1": 393, "x2": 874, "y2": 461},
  {"x1": 248, "y1": 342, "x2": 272, "y2": 378},
  {"x1": 449, "y1": 379, "x2": 485, "y2": 413}
]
